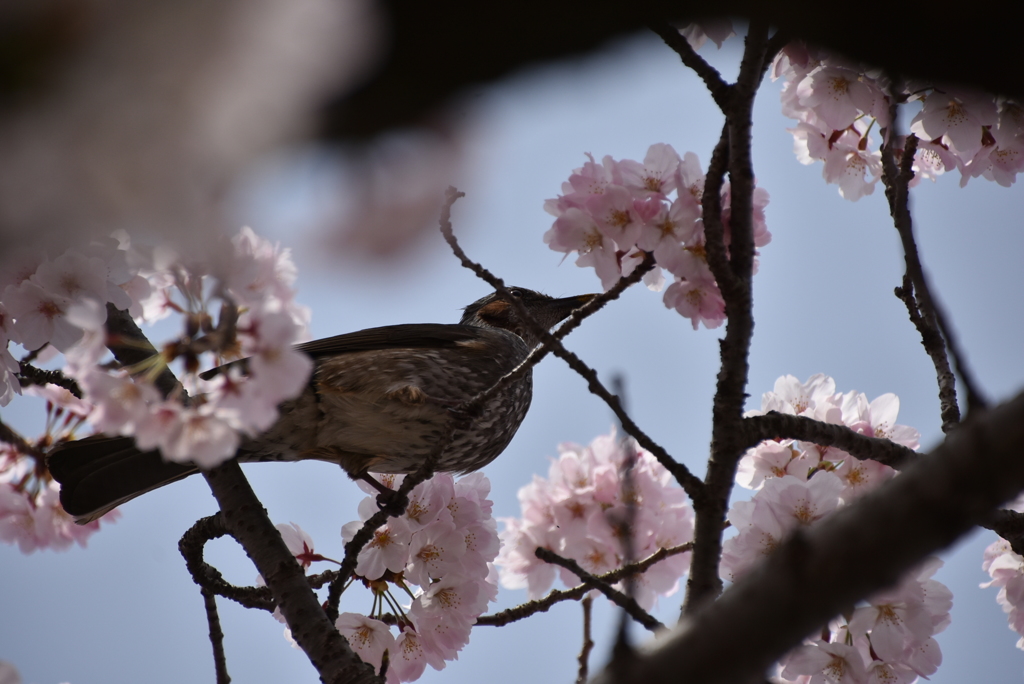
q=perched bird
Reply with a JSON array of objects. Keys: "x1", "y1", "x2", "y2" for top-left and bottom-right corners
[{"x1": 49, "y1": 287, "x2": 595, "y2": 523}]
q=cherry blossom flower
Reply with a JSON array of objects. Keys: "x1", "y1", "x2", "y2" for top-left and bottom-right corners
[
  {"x1": 335, "y1": 613, "x2": 396, "y2": 677},
  {"x1": 497, "y1": 428, "x2": 694, "y2": 611},
  {"x1": 910, "y1": 88, "x2": 998, "y2": 163},
  {"x1": 796, "y1": 65, "x2": 887, "y2": 132},
  {"x1": 780, "y1": 640, "x2": 868, "y2": 684},
  {"x1": 545, "y1": 146, "x2": 770, "y2": 327},
  {"x1": 336, "y1": 473, "x2": 500, "y2": 681}
]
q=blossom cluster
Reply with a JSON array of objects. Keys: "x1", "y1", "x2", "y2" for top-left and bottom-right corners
[
  {"x1": 544, "y1": 144, "x2": 770, "y2": 330},
  {"x1": 771, "y1": 43, "x2": 1024, "y2": 199},
  {"x1": 64, "y1": 227, "x2": 312, "y2": 468},
  {"x1": 328, "y1": 473, "x2": 500, "y2": 682},
  {"x1": 727, "y1": 374, "x2": 950, "y2": 683},
  {"x1": 0, "y1": 385, "x2": 119, "y2": 553},
  {"x1": 981, "y1": 493, "x2": 1024, "y2": 651},
  {"x1": 496, "y1": 429, "x2": 694, "y2": 611},
  {"x1": 0, "y1": 227, "x2": 311, "y2": 552}
]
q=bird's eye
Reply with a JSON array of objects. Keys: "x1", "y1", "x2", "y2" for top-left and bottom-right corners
[{"x1": 509, "y1": 289, "x2": 523, "y2": 298}]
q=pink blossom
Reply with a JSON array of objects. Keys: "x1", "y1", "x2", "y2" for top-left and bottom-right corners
[
  {"x1": 796, "y1": 65, "x2": 887, "y2": 132},
  {"x1": 619, "y1": 143, "x2": 682, "y2": 198},
  {"x1": 910, "y1": 88, "x2": 998, "y2": 162},
  {"x1": 781, "y1": 640, "x2": 868, "y2": 684},
  {"x1": 276, "y1": 522, "x2": 321, "y2": 568},
  {"x1": 390, "y1": 627, "x2": 445, "y2": 682},
  {"x1": 346, "y1": 512, "x2": 413, "y2": 580},
  {"x1": 3, "y1": 281, "x2": 81, "y2": 352},
  {"x1": 833, "y1": 456, "x2": 896, "y2": 502},
  {"x1": 498, "y1": 429, "x2": 694, "y2": 609},
  {"x1": 585, "y1": 185, "x2": 644, "y2": 248},
  {"x1": 736, "y1": 440, "x2": 815, "y2": 489},
  {"x1": 32, "y1": 252, "x2": 110, "y2": 308},
  {"x1": 335, "y1": 613, "x2": 395, "y2": 676},
  {"x1": 157, "y1": 407, "x2": 240, "y2": 468},
  {"x1": 405, "y1": 521, "x2": 467, "y2": 586},
  {"x1": 75, "y1": 370, "x2": 161, "y2": 436},
  {"x1": 662, "y1": 266, "x2": 726, "y2": 330}
]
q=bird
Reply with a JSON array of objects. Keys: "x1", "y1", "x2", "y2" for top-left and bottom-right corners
[{"x1": 48, "y1": 287, "x2": 595, "y2": 523}]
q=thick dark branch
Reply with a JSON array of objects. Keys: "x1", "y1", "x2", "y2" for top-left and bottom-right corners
[
  {"x1": 204, "y1": 461, "x2": 380, "y2": 684},
  {"x1": 535, "y1": 548, "x2": 664, "y2": 632},
  {"x1": 684, "y1": 22, "x2": 769, "y2": 615},
  {"x1": 179, "y1": 514, "x2": 276, "y2": 611},
  {"x1": 104, "y1": 303, "x2": 187, "y2": 401},
  {"x1": 201, "y1": 588, "x2": 231, "y2": 684},
  {"x1": 593, "y1": 390, "x2": 1024, "y2": 684},
  {"x1": 742, "y1": 413, "x2": 920, "y2": 469},
  {"x1": 17, "y1": 362, "x2": 82, "y2": 398},
  {"x1": 648, "y1": 22, "x2": 732, "y2": 110},
  {"x1": 439, "y1": 188, "x2": 706, "y2": 504},
  {"x1": 477, "y1": 543, "x2": 692, "y2": 626}
]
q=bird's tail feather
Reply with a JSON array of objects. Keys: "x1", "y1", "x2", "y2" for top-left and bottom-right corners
[{"x1": 48, "y1": 435, "x2": 198, "y2": 524}]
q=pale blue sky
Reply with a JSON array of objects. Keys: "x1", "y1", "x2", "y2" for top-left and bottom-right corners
[{"x1": 3, "y1": 32, "x2": 1023, "y2": 684}]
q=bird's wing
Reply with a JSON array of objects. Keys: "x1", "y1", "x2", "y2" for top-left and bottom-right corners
[
  {"x1": 199, "y1": 324, "x2": 486, "y2": 380},
  {"x1": 294, "y1": 324, "x2": 486, "y2": 357}
]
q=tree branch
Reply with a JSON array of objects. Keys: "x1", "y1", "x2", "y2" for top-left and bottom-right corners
[
  {"x1": 647, "y1": 22, "x2": 732, "y2": 111},
  {"x1": 684, "y1": 21, "x2": 769, "y2": 615},
  {"x1": 593, "y1": 390, "x2": 1024, "y2": 684},
  {"x1": 201, "y1": 587, "x2": 232, "y2": 684},
  {"x1": 476, "y1": 543, "x2": 692, "y2": 626},
  {"x1": 204, "y1": 461, "x2": 380, "y2": 683},
  {"x1": 17, "y1": 362, "x2": 82, "y2": 398},
  {"x1": 742, "y1": 412, "x2": 920, "y2": 469},
  {"x1": 577, "y1": 595, "x2": 595, "y2": 684},
  {"x1": 104, "y1": 303, "x2": 187, "y2": 402},
  {"x1": 535, "y1": 547, "x2": 664, "y2": 632},
  {"x1": 179, "y1": 514, "x2": 276, "y2": 611}
]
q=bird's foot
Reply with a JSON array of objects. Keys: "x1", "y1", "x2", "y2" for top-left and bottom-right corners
[{"x1": 358, "y1": 473, "x2": 410, "y2": 516}]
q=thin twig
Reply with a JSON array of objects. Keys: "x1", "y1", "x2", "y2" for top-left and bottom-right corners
[
  {"x1": 535, "y1": 547, "x2": 664, "y2": 632},
  {"x1": 201, "y1": 587, "x2": 232, "y2": 684},
  {"x1": 742, "y1": 413, "x2": 920, "y2": 469},
  {"x1": 577, "y1": 595, "x2": 595, "y2": 684},
  {"x1": 439, "y1": 188, "x2": 706, "y2": 504},
  {"x1": 882, "y1": 97, "x2": 985, "y2": 429},
  {"x1": 17, "y1": 362, "x2": 82, "y2": 398},
  {"x1": 476, "y1": 543, "x2": 693, "y2": 626},
  {"x1": 648, "y1": 22, "x2": 732, "y2": 110}
]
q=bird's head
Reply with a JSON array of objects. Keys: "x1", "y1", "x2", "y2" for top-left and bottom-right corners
[{"x1": 461, "y1": 287, "x2": 597, "y2": 347}]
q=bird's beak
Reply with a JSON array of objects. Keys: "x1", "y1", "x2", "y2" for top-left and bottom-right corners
[{"x1": 547, "y1": 293, "x2": 599, "y2": 324}]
